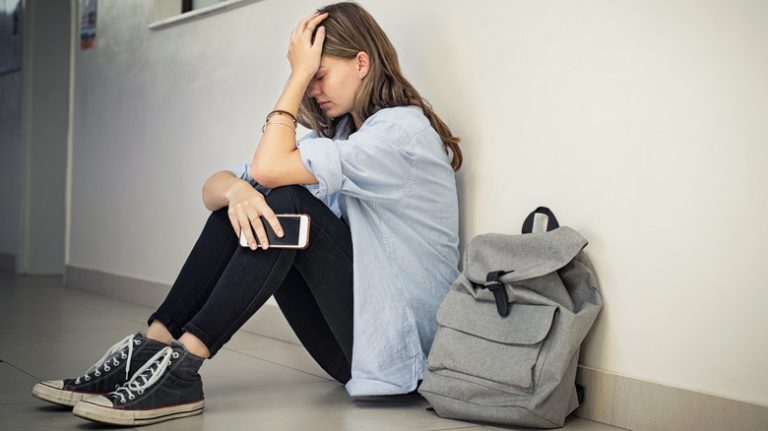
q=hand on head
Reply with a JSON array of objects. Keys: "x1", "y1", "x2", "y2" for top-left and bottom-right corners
[{"x1": 287, "y1": 11, "x2": 330, "y2": 79}]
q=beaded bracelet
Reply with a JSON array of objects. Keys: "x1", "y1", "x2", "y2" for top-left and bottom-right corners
[
  {"x1": 266, "y1": 110, "x2": 297, "y2": 124},
  {"x1": 262, "y1": 120, "x2": 296, "y2": 133}
]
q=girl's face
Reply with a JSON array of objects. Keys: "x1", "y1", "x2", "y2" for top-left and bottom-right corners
[{"x1": 306, "y1": 54, "x2": 367, "y2": 119}]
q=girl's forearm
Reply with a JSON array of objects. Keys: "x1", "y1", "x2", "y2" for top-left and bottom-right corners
[
  {"x1": 274, "y1": 72, "x2": 313, "y2": 118},
  {"x1": 251, "y1": 73, "x2": 313, "y2": 176}
]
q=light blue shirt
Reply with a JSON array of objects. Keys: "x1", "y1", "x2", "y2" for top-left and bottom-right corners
[{"x1": 232, "y1": 105, "x2": 460, "y2": 396}]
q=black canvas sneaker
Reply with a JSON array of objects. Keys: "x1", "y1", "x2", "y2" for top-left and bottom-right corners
[
  {"x1": 31, "y1": 332, "x2": 167, "y2": 407},
  {"x1": 72, "y1": 342, "x2": 205, "y2": 426}
]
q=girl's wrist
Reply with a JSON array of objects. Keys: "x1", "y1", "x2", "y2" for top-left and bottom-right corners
[
  {"x1": 289, "y1": 70, "x2": 314, "y2": 85},
  {"x1": 224, "y1": 178, "x2": 250, "y2": 203},
  {"x1": 270, "y1": 72, "x2": 312, "y2": 121}
]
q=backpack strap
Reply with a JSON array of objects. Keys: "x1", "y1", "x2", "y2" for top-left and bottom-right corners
[
  {"x1": 482, "y1": 270, "x2": 514, "y2": 317},
  {"x1": 522, "y1": 206, "x2": 560, "y2": 234}
]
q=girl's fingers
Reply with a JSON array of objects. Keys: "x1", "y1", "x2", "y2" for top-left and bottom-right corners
[
  {"x1": 237, "y1": 211, "x2": 260, "y2": 250},
  {"x1": 244, "y1": 206, "x2": 265, "y2": 247},
  {"x1": 287, "y1": 12, "x2": 328, "y2": 74},
  {"x1": 305, "y1": 12, "x2": 329, "y2": 33},
  {"x1": 297, "y1": 12, "x2": 328, "y2": 37},
  {"x1": 290, "y1": 12, "x2": 328, "y2": 47},
  {"x1": 295, "y1": 13, "x2": 317, "y2": 35},
  {"x1": 313, "y1": 26, "x2": 325, "y2": 48},
  {"x1": 301, "y1": 11, "x2": 325, "y2": 27},
  {"x1": 250, "y1": 215, "x2": 270, "y2": 249},
  {"x1": 227, "y1": 210, "x2": 242, "y2": 239},
  {"x1": 257, "y1": 201, "x2": 284, "y2": 239},
  {"x1": 291, "y1": 15, "x2": 312, "y2": 40}
]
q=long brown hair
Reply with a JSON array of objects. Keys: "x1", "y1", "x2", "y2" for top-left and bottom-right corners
[{"x1": 296, "y1": 1, "x2": 463, "y2": 171}]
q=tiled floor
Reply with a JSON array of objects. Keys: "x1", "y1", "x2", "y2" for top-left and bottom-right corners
[{"x1": 0, "y1": 272, "x2": 625, "y2": 430}]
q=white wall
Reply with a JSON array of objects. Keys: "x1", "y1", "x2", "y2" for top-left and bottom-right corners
[{"x1": 68, "y1": 0, "x2": 768, "y2": 407}]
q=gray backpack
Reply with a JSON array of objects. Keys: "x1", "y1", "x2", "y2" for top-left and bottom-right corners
[{"x1": 418, "y1": 207, "x2": 603, "y2": 428}]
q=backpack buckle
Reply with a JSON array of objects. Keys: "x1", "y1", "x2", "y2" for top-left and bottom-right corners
[{"x1": 485, "y1": 271, "x2": 514, "y2": 317}]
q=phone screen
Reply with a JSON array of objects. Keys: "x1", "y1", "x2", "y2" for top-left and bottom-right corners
[
  {"x1": 240, "y1": 214, "x2": 309, "y2": 249},
  {"x1": 259, "y1": 215, "x2": 302, "y2": 247}
]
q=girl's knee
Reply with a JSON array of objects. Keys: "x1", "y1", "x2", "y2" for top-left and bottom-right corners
[
  {"x1": 264, "y1": 185, "x2": 311, "y2": 212},
  {"x1": 210, "y1": 206, "x2": 231, "y2": 224}
]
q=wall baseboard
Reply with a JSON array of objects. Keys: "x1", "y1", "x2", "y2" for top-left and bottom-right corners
[
  {"x1": 0, "y1": 252, "x2": 17, "y2": 273},
  {"x1": 575, "y1": 365, "x2": 768, "y2": 431},
  {"x1": 63, "y1": 265, "x2": 300, "y2": 345},
  {"x1": 63, "y1": 265, "x2": 768, "y2": 430}
]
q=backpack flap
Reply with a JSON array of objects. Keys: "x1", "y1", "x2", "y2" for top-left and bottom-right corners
[
  {"x1": 436, "y1": 290, "x2": 557, "y2": 345},
  {"x1": 463, "y1": 226, "x2": 587, "y2": 310}
]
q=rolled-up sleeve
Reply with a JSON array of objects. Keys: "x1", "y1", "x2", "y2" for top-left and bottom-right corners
[{"x1": 297, "y1": 120, "x2": 411, "y2": 202}]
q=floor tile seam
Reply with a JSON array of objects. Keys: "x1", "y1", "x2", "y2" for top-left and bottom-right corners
[
  {"x1": 223, "y1": 336, "x2": 300, "y2": 350},
  {"x1": 1, "y1": 359, "x2": 42, "y2": 380},
  {"x1": 578, "y1": 417, "x2": 632, "y2": 431},
  {"x1": 13, "y1": 285, "x2": 151, "y2": 328},
  {"x1": 219, "y1": 346, "x2": 335, "y2": 382},
  {"x1": 0, "y1": 404, "x2": 136, "y2": 430},
  {"x1": 71, "y1": 301, "x2": 153, "y2": 325},
  {"x1": 50, "y1": 279, "x2": 156, "y2": 312},
  {"x1": 566, "y1": 416, "x2": 632, "y2": 431},
  {"x1": 0, "y1": 328, "x2": 142, "y2": 341},
  {"x1": 421, "y1": 426, "x2": 485, "y2": 431},
  {"x1": 0, "y1": 289, "x2": 151, "y2": 327},
  {"x1": 237, "y1": 330, "x2": 302, "y2": 347},
  {"x1": 75, "y1": 295, "x2": 155, "y2": 313},
  {"x1": 0, "y1": 400, "x2": 43, "y2": 407}
]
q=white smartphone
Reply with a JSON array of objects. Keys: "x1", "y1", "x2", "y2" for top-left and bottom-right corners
[{"x1": 240, "y1": 214, "x2": 310, "y2": 249}]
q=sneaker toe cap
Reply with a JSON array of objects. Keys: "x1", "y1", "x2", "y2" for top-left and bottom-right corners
[
  {"x1": 36, "y1": 380, "x2": 64, "y2": 390},
  {"x1": 81, "y1": 395, "x2": 113, "y2": 407}
]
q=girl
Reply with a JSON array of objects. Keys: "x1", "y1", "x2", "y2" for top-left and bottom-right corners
[{"x1": 32, "y1": 1, "x2": 462, "y2": 426}]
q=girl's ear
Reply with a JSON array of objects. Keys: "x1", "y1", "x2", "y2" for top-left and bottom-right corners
[{"x1": 356, "y1": 51, "x2": 370, "y2": 79}]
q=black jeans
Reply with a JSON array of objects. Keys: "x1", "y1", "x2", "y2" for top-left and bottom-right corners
[{"x1": 148, "y1": 186, "x2": 354, "y2": 384}]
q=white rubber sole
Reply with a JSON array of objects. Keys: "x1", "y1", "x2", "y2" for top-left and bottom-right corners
[
  {"x1": 73, "y1": 397, "x2": 205, "y2": 426},
  {"x1": 31, "y1": 381, "x2": 98, "y2": 408}
]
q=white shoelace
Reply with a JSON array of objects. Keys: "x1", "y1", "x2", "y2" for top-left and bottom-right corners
[
  {"x1": 109, "y1": 346, "x2": 179, "y2": 404},
  {"x1": 74, "y1": 333, "x2": 139, "y2": 384}
]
